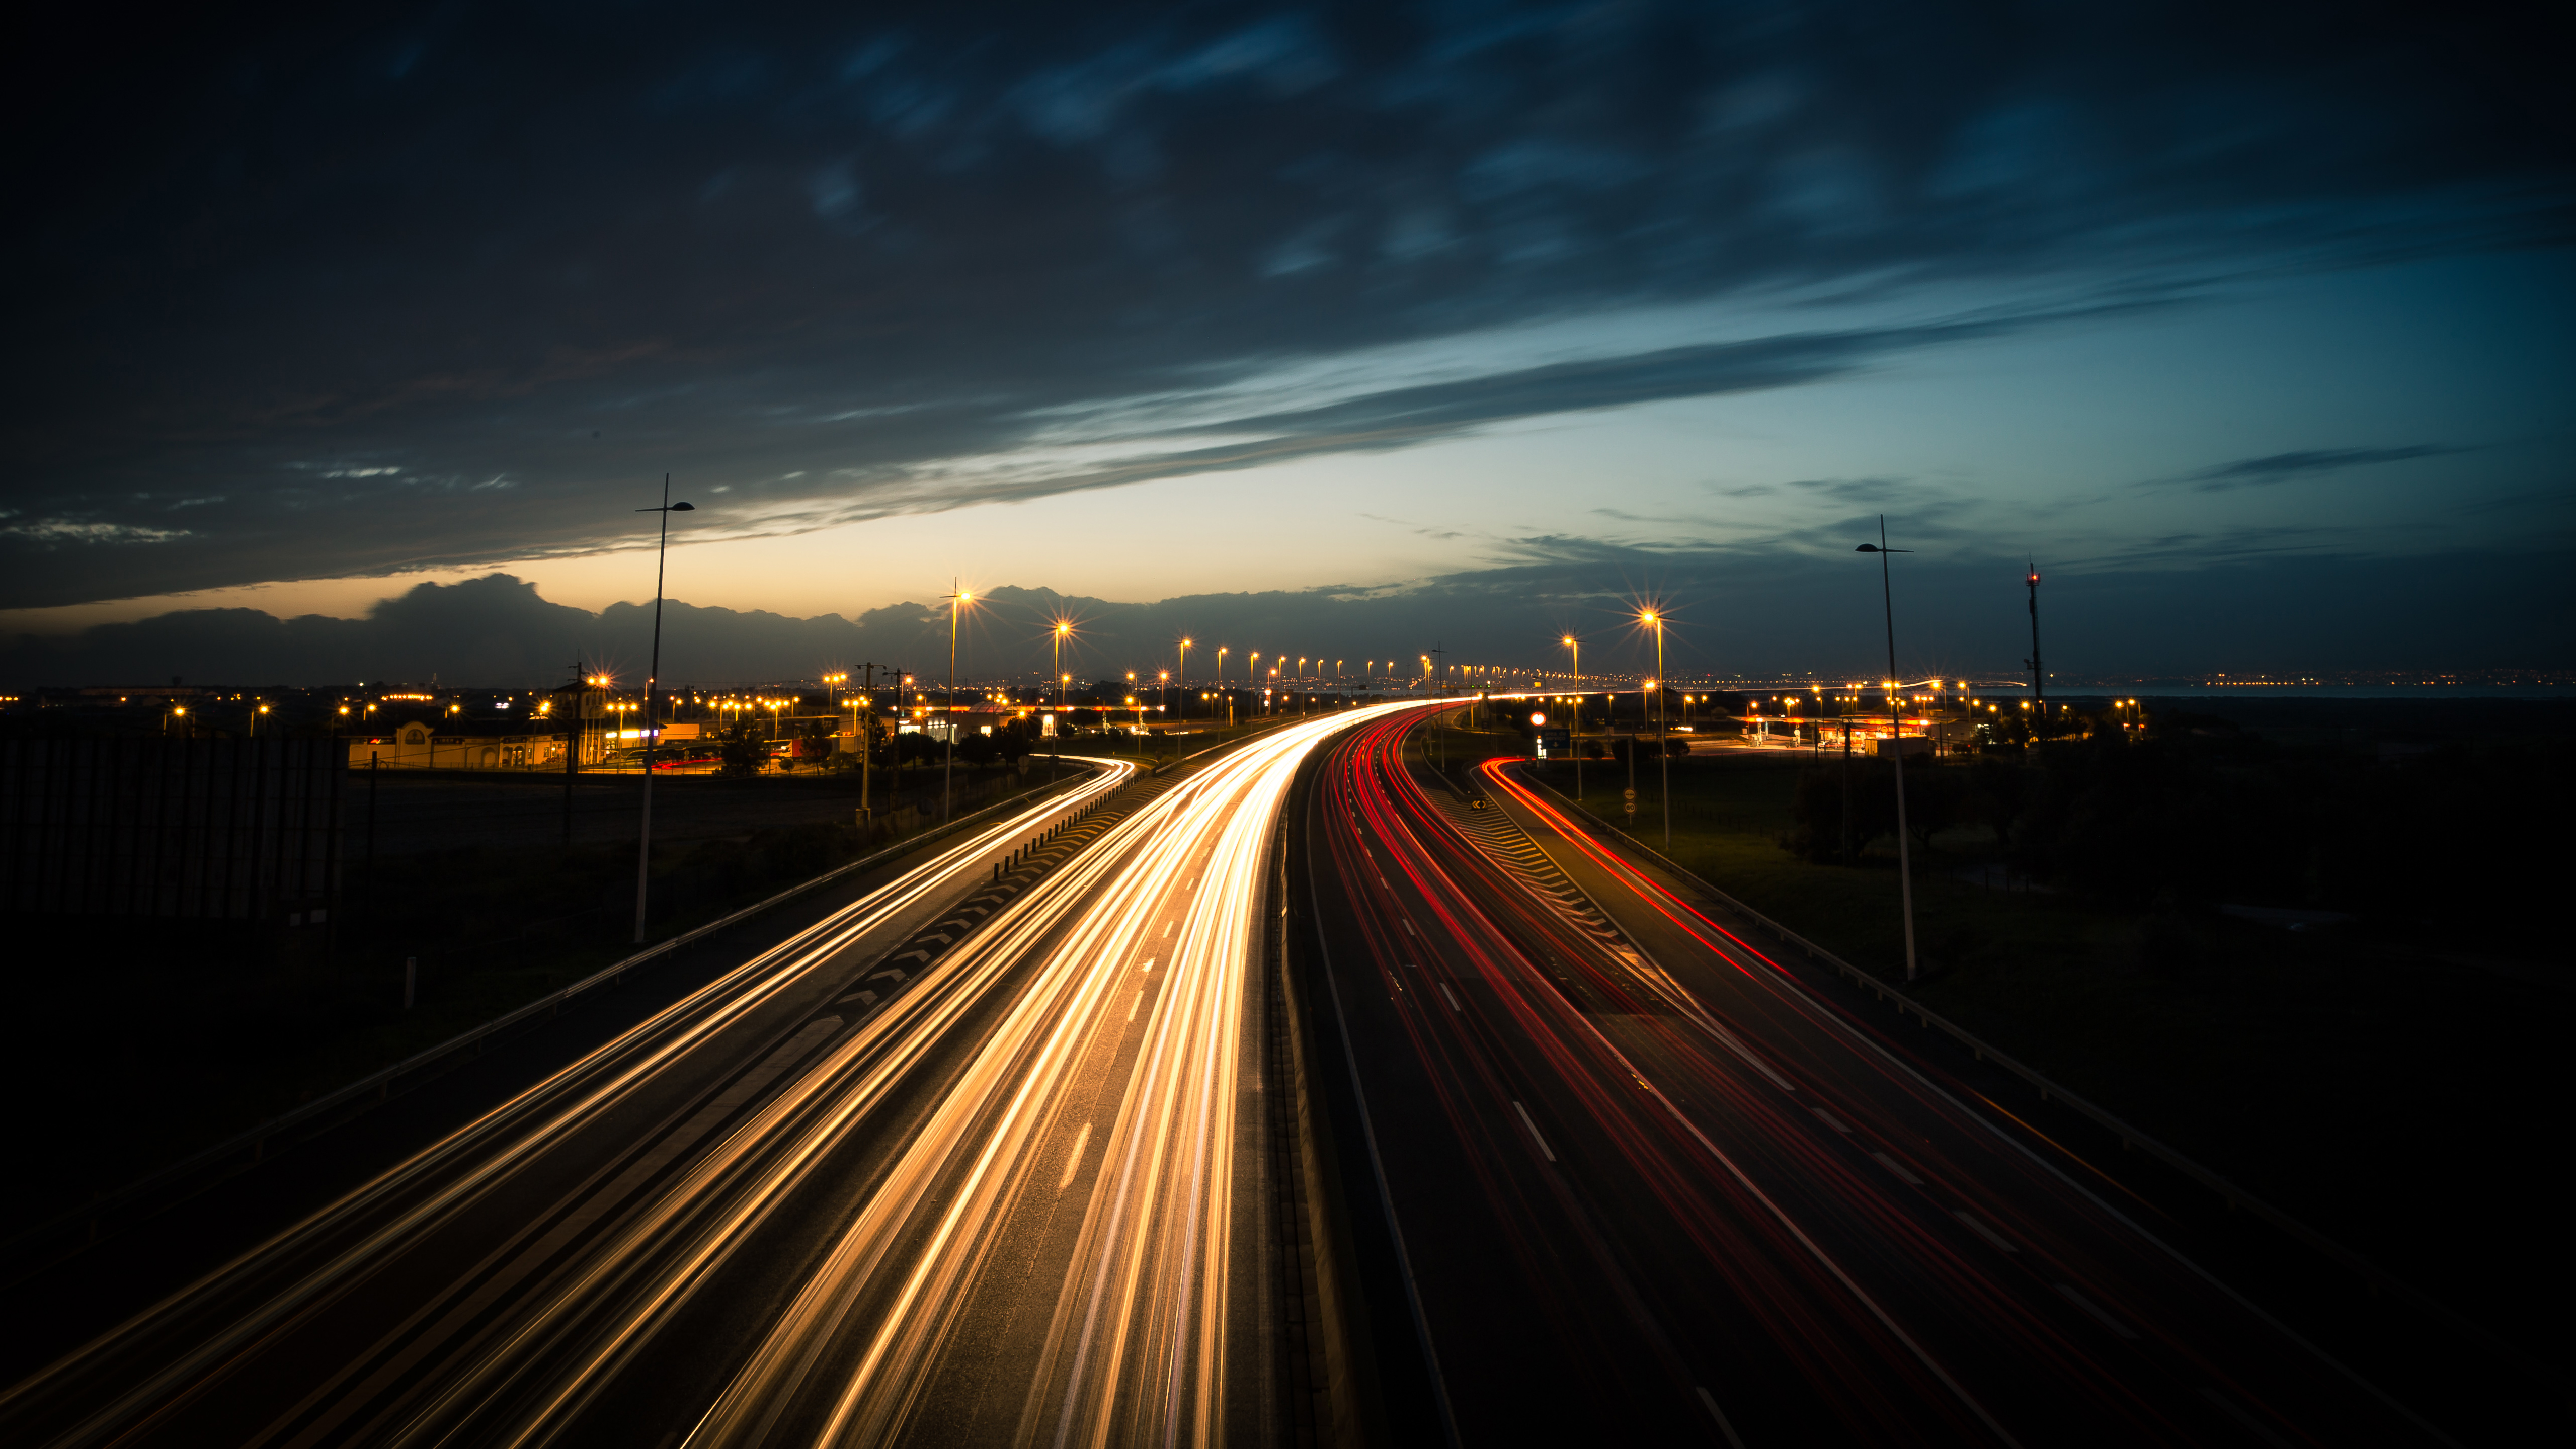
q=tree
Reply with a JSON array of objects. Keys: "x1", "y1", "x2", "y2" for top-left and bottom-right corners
[
  {"x1": 1899, "y1": 757, "x2": 1967, "y2": 854},
  {"x1": 1966, "y1": 757, "x2": 2034, "y2": 853},
  {"x1": 715, "y1": 722, "x2": 765, "y2": 778}
]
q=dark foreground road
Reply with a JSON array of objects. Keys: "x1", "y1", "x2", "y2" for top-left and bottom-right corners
[
  {"x1": 1302, "y1": 710, "x2": 2450, "y2": 1446},
  {"x1": 3, "y1": 703, "x2": 1414, "y2": 1449},
  {"x1": 0, "y1": 758, "x2": 1146, "y2": 1447}
]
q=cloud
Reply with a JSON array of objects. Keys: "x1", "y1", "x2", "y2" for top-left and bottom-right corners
[
  {"x1": 7, "y1": 539, "x2": 2573, "y2": 689},
  {"x1": 0, "y1": 519, "x2": 192, "y2": 545},
  {"x1": 2177, "y1": 445, "x2": 2471, "y2": 491},
  {"x1": 2, "y1": 5, "x2": 2567, "y2": 608}
]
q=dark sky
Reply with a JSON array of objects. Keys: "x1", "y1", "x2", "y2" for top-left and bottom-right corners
[{"x1": 3, "y1": 2, "x2": 2570, "y2": 682}]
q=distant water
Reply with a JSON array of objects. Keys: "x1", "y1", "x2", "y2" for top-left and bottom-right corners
[{"x1": 2099, "y1": 685, "x2": 2576, "y2": 700}]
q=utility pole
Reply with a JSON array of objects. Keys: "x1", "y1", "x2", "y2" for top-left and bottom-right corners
[
  {"x1": 2024, "y1": 560, "x2": 2046, "y2": 734},
  {"x1": 562, "y1": 656, "x2": 582, "y2": 850},
  {"x1": 859, "y1": 663, "x2": 877, "y2": 826}
]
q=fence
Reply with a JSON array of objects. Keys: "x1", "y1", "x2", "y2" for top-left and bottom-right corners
[{"x1": 1, "y1": 737, "x2": 342, "y2": 921}]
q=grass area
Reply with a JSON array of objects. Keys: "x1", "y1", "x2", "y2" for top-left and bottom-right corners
[
  {"x1": 1497, "y1": 742, "x2": 2567, "y2": 1346},
  {"x1": 2, "y1": 762, "x2": 1062, "y2": 1237}
]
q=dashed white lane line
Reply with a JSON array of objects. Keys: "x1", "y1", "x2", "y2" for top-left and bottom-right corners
[
  {"x1": 1811, "y1": 1106, "x2": 1852, "y2": 1133},
  {"x1": 1140, "y1": 956, "x2": 1157, "y2": 973},
  {"x1": 1512, "y1": 1100, "x2": 1557, "y2": 1162},
  {"x1": 1127, "y1": 991, "x2": 1144, "y2": 1023},
  {"x1": 1871, "y1": 1151, "x2": 1923, "y2": 1185},
  {"x1": 1441, "y1": 983, "x2": 1463, "y2": 1012},
  {"x1": 1695, "y1": 1386, "x2": 1748, "y2": 1449},
  {"x1": 1058, "y1": 1122, "x2": 1092, "y2": 1192},
  {"x1": 2056, "y1": 1282, "x2": 2139, "y2": 1340},
  {"x1": 1954, "y1": 1208, "x2": 2019, "y2": 1253},
  {"x1": 2198, "y1": 1386, "x2": 2293, "y2": 1447}
]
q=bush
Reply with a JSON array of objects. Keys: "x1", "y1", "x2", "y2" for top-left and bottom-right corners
[{"x1": 1781, "y1": 755, "x2": 1899, "y2": 862}]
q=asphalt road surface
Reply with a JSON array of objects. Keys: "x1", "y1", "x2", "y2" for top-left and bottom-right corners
[
  {"x1": 1302, "y1": 709, "x2": 2450, "y2": 1447},
  {"x1": 3, "y1": 704, "x2": 1407, "y2": 1449},
  {"x1": 0, "y1": 756, "x2": 1136, "y2": 1447}
]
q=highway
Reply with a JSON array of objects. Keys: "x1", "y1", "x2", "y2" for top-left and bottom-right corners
[
  {"x1": 0, "y1": 708, "x2": 1393, "y2": 1449},
  {"x1": 1305, "y1": 708, "x2": 2452, "y2": 1446}
]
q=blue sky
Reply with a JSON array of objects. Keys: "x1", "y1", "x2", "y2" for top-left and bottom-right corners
[{"x1": 2, "y1": 2, "x2": 2569, "y2": 679}]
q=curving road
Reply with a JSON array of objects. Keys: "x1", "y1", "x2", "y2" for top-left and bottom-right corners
[
  {"x1": 1304, "y1": 709, "x2": 2450, "y2": 1446},
  {"x1": 5, "y1": 701, "x2": 1417, "y2": 1449}
]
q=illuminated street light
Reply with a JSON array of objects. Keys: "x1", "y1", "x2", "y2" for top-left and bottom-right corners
[
  {"x1": 1637, "y1": 608, "x2": 1670, "y2": 851},
  {"x1": 631, "y1": 477, "x2": 695, "y2": 943},
  {"x1": 943, "y1": 582, "x2": 975, "y2": 820},
  {"x1": 1560, "y1": 633, "x2": 1584, "y2": 802}
]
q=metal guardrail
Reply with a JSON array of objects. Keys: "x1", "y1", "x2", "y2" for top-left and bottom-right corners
[
  {"x1": 1506, "y1": 764, "x2": 2559, "y2": 1393},
  {"x1": 1, "y1": 766, "x2": 1110, "y2": 1279}
]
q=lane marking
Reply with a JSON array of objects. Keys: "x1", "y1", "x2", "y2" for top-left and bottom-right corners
[
  {"x1": 1402, "y1": 919, "x2": 1417, "y2": 935},
  {"x1": 1140, "y1": 956, "x2": 1156, "y2": 973},
  {"x1": 1512, "y1": 1100, "x2": 1557, "y2": 1162},
  {"x1": 1127, "y1": 991, "x2": 1144, "y2": 1024},
  {"x1": 1441, "y1": 984, "x2": 1463, "y2": 1012},
  {"x1": 2198, "y1": 1386, "x2": 2294, "y2": 1447},
  {"x1": 1871, "y1": 1151, "x2": 1923, "y2": 1185},
  {"x1": 1955, "y1": 1209, "x2": 2019, "y2": 1253},
  {"x1": 1811, "y1": 1106, "x2": 1851, "y2": 1133},
  {"x1": 1163, "y1": 921, "x2": 1172, "y2": 936},
  {"x1": 1695, "y1": 1386, "x2": 1748, "y2": 1449},
  {"x1": 1058, "y1": 1122, "x2": 1092, "y2": 1192},
  {"x1": 2056, "y1": 1282, "x2": 2139, "y2": 1340},
  {"x1": 1477, "y1": 764, "x2": 2035, "y2": 1445}
]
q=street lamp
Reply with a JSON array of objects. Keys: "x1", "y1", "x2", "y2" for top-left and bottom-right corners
[
  {"x1": 1052, "y1": 620, "x2": 1073, "y2": 715},
  {"x1": 632, "y1": 478, "x2": 695, "y2": 943},
  {"x1": 943, "y1": 581, "x2": 973, "y2": 820},
  {"x1": 1856, "y1": 517, "x2": 1920, "y2": 982},
  {"x1": 1639, "y1": 608, "x2": 1670, "y2": 852},
  {"x1": 1177, "y1": 636, "x2": 1192, "y2": 719},
  {"x1": 1560, "y1": 634, "x2": 1582, "y2": 801}
]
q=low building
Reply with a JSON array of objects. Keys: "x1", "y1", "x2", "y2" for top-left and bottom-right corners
[{"x1": 347, "y1": 717, "x2": 571, "y2": 770}]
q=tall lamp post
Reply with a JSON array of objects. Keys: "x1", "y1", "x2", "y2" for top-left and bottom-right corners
[
  {"x1": 1177, "y1": 637, "x2": 1192, "y2": 719},
  {"x1": 944, "y1": 581, "x2": 973, "y2": 820},
  {"x1": 1217, "y1": 648, "x2": 1229, "y2": 726},
  {"x1": 633, "y1": 479, "x2": 694, "y2": 943},
  {"x1": 1857, "y1": 517, "x2": 1921, "y2": 982},
  {"x1": 1639, "y1": 609, "x2": 1670, "y2": 852},
  {"x1": 1561, "y1": 633, "x2": 1581, "y2": 802}
]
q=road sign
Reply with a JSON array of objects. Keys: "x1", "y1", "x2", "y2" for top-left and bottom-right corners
[
  {"x1": 1539, "y1": 729, "x2": 1569, "y2": 752},
  {"x1": 1623, "y1": 787, "x2": 1637, "y2": 800}
]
